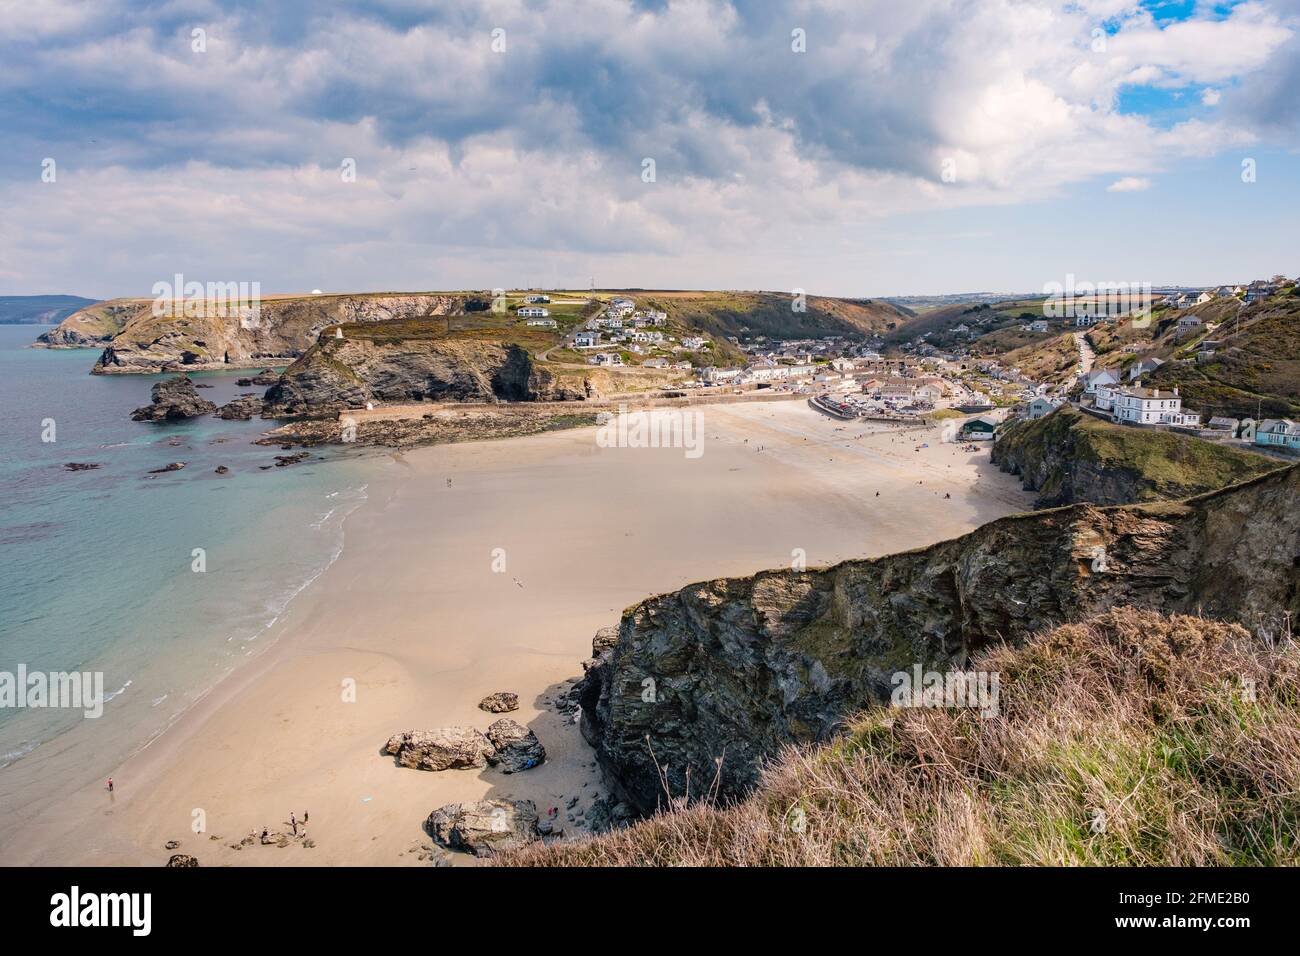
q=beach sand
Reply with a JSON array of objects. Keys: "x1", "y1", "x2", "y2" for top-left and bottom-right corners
[{"x1": 0, "y1": 401, "x2": 1032, "y2": 866}]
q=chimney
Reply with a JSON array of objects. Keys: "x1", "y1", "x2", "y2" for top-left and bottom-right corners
[{"x1": 1173, "y1": 386, "x2": 1179, "y2": 396}]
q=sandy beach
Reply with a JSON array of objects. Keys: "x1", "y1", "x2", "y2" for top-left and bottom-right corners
[{"x1": 0, "y1": 401, "x2": 1032, "y2": 866}]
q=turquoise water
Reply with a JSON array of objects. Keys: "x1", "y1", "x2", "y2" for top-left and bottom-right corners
[{"x1": 0, "y1": 326, "x2": 372, "y2": 817}]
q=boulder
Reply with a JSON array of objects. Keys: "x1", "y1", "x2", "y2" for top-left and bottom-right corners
[
  {"x1": 63, "y1": 462, "x2": 101, "y2": 471},
  {"x1": 165, "y1": 854, "x2": 199, "y2": 867},
  {"x1": 130, "y1": 375, "x2": 217, "y2": 422},
  {"x1": 148, "y1": 461, "x2": 187, "y2": 474},
  {"x1": 426, "y1": 799, "x2": 540, "y2": 857},
  {"x1": 477, "y1": 691, "x2": 519, "y2": 713},
  {"x1": 592, "y1": 626, "x2": 620, "y2": 655},
  {"x1": 485, "y1": 718, "x2": 546, "y2": 773},
  {"x1": 385, "y1": 728, "x2": 493, "y2": 771},
  {"x1": 215, "y1": 394, "x2": 264, "y2": 420}
]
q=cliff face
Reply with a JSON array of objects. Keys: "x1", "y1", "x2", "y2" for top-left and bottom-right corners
[
  {"x1": 263, "y1": 328, "x2": 586, "y2": 416},
  {"x1": 66, "y1": 294, "x2": 466, "y2": 373},
  {"x1": 992, "y1": 406, "x2": 1277, "y2": 507},
  {"x1": 34, "y1": 300, "x2": 137, "y2": 347},
  {"x1": 577, "y1": 464, "x2": 1300, "y2": 813}
]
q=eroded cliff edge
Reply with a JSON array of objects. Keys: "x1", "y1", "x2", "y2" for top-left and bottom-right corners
[{"x1": 577, "y1": 463, "x2": 1300, "y2": 813}]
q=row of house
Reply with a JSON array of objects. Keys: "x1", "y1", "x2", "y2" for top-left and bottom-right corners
[{"x1": 1094, "y1": 382, "x2": 1201, "y2": 427}]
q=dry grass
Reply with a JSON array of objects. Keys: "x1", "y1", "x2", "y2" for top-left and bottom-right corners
[{"x1": 502, "y1": 608, "x2": 1300, "y2": 866}]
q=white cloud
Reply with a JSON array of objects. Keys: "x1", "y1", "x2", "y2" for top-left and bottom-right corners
[{"x1": 1106, "y1": 176, "x2": 1152, "y2": 192}]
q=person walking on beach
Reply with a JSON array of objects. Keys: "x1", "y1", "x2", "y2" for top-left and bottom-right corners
[
  {"x1": 107, "y1": 777, "x2": 113, "y2": 793},
  {"x1": 303, "y1": 811, "x2": 309, "y2": 825},
  {"x1": 291, "y1": 812, "x2": 297, "y2": 836}
]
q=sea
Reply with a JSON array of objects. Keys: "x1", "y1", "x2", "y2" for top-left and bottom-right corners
[{"x1": 0, "y1": 325, "x2": 373, "y2": 825}]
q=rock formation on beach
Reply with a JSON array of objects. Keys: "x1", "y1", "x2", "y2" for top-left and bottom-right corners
[
  {"x1": 384, "y1": 728, "x2": 494, "y2": 771},
  {"x1": 426, "y1": 799, "x2": 541, "y2": 857},
  {"x1": 215, "y1": 394, "x2": 265, "y2": 420},
  {"x1": 130, "y1": 376, "x2": 218, "y2": 422},
  {"x1": 478, "y1": 692, "x2": 519, "y2": 713},
  {"x1": 485, "y1": 718, "x2": 547, "y2": 773},
  {"x1": 576, "y1": 463, "x2": 1300, "y2": 813}
]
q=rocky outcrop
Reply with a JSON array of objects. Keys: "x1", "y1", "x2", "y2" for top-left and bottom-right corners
[
  {"x1": 130, "y1": 376, "x2": 217, "y2": 422},
  {"x1": 992, "y1": 405, "x2": 1276, "y2": 507},
  {"x1": 485, "y1": 718, "x2": 546, "y2": 773},
  {"x1": 165, "y1": 854, "x2": 199, "y2": 867},
  {"x1": 83, "y1": 294, "x2": 467, "y2": 374},
  {"x1": 576, "y1": 463, "x2": 1300, "y2": 814},
  {"x1": 426, "y1": 799, "x2": 541, "y2": 857},
  {"x1": 263, "y1": 331, "x2": 586, "y2": 417},
  {"x1": 384, "y1": 728, "x2": 493, "y2": 771},
  {"x1": 478, "y1": 692, "x2": 519, "y2": 713},
  {"x1": 34, "y1": 300, "x2": 136, "y2": 348},
  {"x1": 215, "y1": 394, "x2": 265, "y2": 420}
]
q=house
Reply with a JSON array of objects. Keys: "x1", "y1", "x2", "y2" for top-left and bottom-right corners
[
  {"x1": 525, "y1": 294, "x2": 551, "y2": 304},
  {"x1": 913, "y1": 383, "x2": 944, "y2": 402},
  {"x1": 1029, "y1": 320, "x2": 1050, "y2": 333},
  {"x1": 1176, "y1": 315, "x2": 1202, "y2": 333},
  {"x1": 681, "y1": 336, "x2": 707, "y2": 350},
  {"x1": 588, "y1": 352, "x2": 623, "y2": 367},
  {"x1": 525, "y1": 318, "x2": 557, "y2": 328},
  {"x1": 1196, "y1": 290, "x2": 1216, "y2": 304},
  {"x1": 642, "y1": 358, "x2": 669, "y2": 368},
  {"x1": 1082, "y1": 368, "x2": 1120, "y2": 394},
  {"x1": 1111, "y1": 385, "x2": 1197, "y2": 426},
  {"x1": 1243, "y1": 288, "x2": 1272, "y2": 304},
  {"x1": 646, "y1": 310, "x2": 667, "y2": 325},
  {"x1": 518, "y1": 307, "x2": 550, "y2": 318},
  {"x1": 1255, "y1": 419, "x2": 1300, "y2": 449},
  {"x1": 1207, "y1": 416, "x2": 1240, "y2": 433},
  {"x1": 574, "y1": 330, "x2": 600, "y2": 348},
  {"x1": 958, "y1": 417, "x2": 998, "y2": 441},
  {"x1": 1025, "y1": 396, "x2": 1062, "y2": 419},
  {"x1": 1127, "y1": 357, "x2": 1165, "y2": 381}
]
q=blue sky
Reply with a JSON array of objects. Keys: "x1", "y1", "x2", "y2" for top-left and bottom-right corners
[{"x1": 1, "y1": 0, "x2": 1297, "y2": 298}]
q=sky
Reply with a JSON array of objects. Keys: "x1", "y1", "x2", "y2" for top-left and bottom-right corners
[{"x1": 1, "y1": 0, "x2": 1297, "y2": 299}]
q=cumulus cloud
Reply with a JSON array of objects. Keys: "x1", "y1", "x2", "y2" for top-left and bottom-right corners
[
  {"x1": 1106, "y1": 176, "x2": 1152, "y2": 192},
  {"x1": 0, "y1": 0, "x2": 1296, "y2": 294}
]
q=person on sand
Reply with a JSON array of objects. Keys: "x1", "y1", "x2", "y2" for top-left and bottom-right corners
[
  {"x1": 291, "y1": 813, "x2": 297, "y2": 835},
  {"x1": 303, "y1": 811, "x2": 309, "y2": 825},
  {"x1": 107, "y1": 777, "x2": 113, "y2": 793},
  {"x1": 261, "y1": 827, "x2": 268, "y2": 842}
]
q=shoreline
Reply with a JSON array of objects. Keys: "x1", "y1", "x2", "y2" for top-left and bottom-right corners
[{"x1": 0, "y1": 401, "x2": 1033, "y2": 866}]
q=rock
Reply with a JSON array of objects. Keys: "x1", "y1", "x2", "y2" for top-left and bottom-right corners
[
  {"x1": 250, "y1": 369, "x2": 280, "y2": 386},
  {"x1": 426, "y1": 799, "x2": 540, "y2": 857},
  {"x1": 148, "y1": 461, "x2": 187, "y2": 474},
  {"x1": 163, "y1": 840, "x2": 181, "y2": 850},
  {"x1": 273, "y1": 452, "x2": 310, "y2": 467},
  {"x1": 130, "y1": 375, "x2": 218, "y2": 422},
  {"x1": 215, "y1": 394, "x2": 264, "y2": 420},
  {"x1": 165, "y1": 854, "x2": 199, "y2": 867},
  {"x1": 63, "y1": 462, "x2": 101, "y2": 471},
  {"x1": 477, "y1": 691, "x2": 519, "y2": 713},
  {"x1": 575, "y1": 462, "x2": 1300, "y2": 815},
  {"x1": 585, "y1": 795, "x2": 635, "y2": 834},
  {"x1": 485, "y1": 718, "x2": 546, "y2": 773},
  {"x1": 215, "y1": 465, "x2": 230, "y2": 475},
  {"x1": 385, "y1": 728, "x2": 494, "y2": 771},
  {"x1": 591, "y1": 626, "x2": 619, "y2": 655}
]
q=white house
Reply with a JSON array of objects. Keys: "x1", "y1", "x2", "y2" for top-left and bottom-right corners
[
  {"x1": 642, "y1": 358, "x2": 669, "y2": 368},
  {"x1": 1082, "y1": 368, "x2": 1120, "y2": 394},
  {"x1": 574, "y1": 330, "x2": 600, "y2": 348},
  {"x1": 1255, "y1": 419, "x2": 1300, "y2": 449},
  {"x1": 525, "y1": 294, "x2": 550, "y2": 304},
  {"x1": 525, "y1": 318, "x2": 557, "y2": 328},
  {"x1": 589, "y1": 352, "x2": 623, "y2": 366},
  {"x1": 1177, "y1": 315, "x2": 1202, "y2": 333},
  {"x1": 681, "y1": 336, "x2": 707, "y2": 350},
  {"x1": 1196, "y1": 290, "x2": 1216, "y2": 304},
  {"x1": 518, "y1": 307, "x2": 550, "y2": 318},
  {"x1": 1111, "y1": 385, "x2": 1199, "y2": 426}
]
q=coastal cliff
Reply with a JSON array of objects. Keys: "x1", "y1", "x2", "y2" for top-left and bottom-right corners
[
  {"x1": 262, "y1": 322, "x2": 589, "y2": 416},
  {"x1": 42, "y1": 293, "x2": 470, "y2": 372},
  {"x1": 991, "y1": 405, "x2": 1277, "y2": 507},
  {"x1": 575, "y1": 463, "x2": 1300, "y2": 813}
]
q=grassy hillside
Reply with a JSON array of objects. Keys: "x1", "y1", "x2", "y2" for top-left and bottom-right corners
[
  {"x1": 503, "y1": 607, "x2": 1300, "y2": 866},
  {"x1": 1144, "y1": 290, "x2": 1300, "y2": 420},
  {"x1": 1000, "y1": 331, "x2": 1080, "y2": 385},
  {"x1": 994, "y1": 405, "x2": 1279, "y2": 506},
  {"x1": 634, "y1": 291, "x2": 908, "y2": 343}
]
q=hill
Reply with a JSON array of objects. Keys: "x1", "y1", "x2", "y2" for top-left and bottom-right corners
[
  {"x1": 505, "y1": 607, "x2": 1299, "y2": 866},
  {"x1": 0, "y1": 294, "x2": 98, "y2": 325},
  {"x1": 992, "y1": 405, "x2": 1278, "y2": 506},
  {"x1": 631, "y1": 290, "x2": 908, "y2": 342}
]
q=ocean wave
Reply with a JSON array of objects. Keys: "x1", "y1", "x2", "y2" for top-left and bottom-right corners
[{"x1": 0, "y1": 739, "x2": 39, "y2": 769}]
